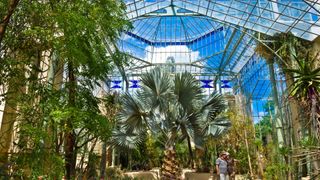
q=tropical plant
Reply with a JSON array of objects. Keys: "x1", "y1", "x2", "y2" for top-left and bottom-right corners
[
  {"x1": 255, "y1": 32, "x2": 313, "y2": 146},
  {"x1": 284, "y1": 51, "x2": 320, "y2": 139},
  {"x1": 112, "y1": 67, "x2": 230, "y2": 179},
  {"x1": 255, "y1": 33, "x2": 314, "y2": 179},
  {"x1": 283, "y1": 51, "x2": 320, "y2": 178}
]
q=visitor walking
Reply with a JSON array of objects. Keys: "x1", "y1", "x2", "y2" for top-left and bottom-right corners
[{"x1": 216, "y1": 151, "x2": 229, "y2": 180}]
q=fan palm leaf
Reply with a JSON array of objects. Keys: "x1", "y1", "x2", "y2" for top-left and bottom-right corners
[
  {"x1": 200, "y1": 92, "x2": 226, "y2": 123},
  {"x1": 117, "y1": 92, "x2": 148, "y2": 132},
  {"x1": 140, "y1": 67, "x2": 173, "y2": 112},
  {"x1": 174, "y1": 72, "x2": 203, "y2": 112},
  {"x1": 110, "y1": 128, "x2": 146, "y2": 150}
]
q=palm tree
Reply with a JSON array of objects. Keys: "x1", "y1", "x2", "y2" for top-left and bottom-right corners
[{"x1": 111, "y1": 67, "x2": 230, "y2": 179}]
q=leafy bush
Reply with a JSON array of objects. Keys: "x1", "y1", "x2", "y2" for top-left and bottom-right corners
[{"x1": 265, "y1": 163, "x2": 290, "y2": 180}]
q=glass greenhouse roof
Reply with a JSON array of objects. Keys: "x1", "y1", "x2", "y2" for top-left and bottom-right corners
[
  {"x1": 113, "y1": 0, "x2": 320, "y2": 120},
  {"x1": 118, "y1": 16, "x2": 257, "y2": 75},
  {"x1": 118, "y1": 0, "x2": 320, "y2": 76},
  {"x1": 124, "y1": 0, "x2": 320, "y2": 41}
]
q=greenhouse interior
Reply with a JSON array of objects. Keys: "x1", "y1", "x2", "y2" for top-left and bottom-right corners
[{"x1": 1, "y1": 0, "x2": 320, "y2": 179}]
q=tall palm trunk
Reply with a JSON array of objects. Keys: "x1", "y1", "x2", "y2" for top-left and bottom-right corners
[
  {"x1": 284, "y1": 72, "x2": 302, "y2": 179},
  {"x1": 268, "y1": 62, "x2": 294, "y2": 179},
  {"x1": 160, "y1": 145, "x2": 181, "y2": 180},
  {"x1": 268, "y1": 61, "x2": 285, "y2": 146},
  {"x1": 307, "y1": 87, "x2": 320, "y2": 176},
  {"x1": 309, "y1": 88, "x2": 320, "y2": 140}
]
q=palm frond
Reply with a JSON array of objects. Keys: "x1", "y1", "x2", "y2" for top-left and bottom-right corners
[
  {"x1": 200, "y1": 92, "x2": 226, "y2": 121},
  {"x1": 110, "y1": 128, "x2": 146, "y2": 149},
  {"x1": 204, "y1": 117, "x2": 231, "y2": 137},
  {"x1": 174, "y1": 71, "x2": 203, "y2": 112},
  {"x1": 140, "y1": 67, "x2": 174, "y2": 112},
  {"x1": 118, "y1": 92, "x2": 147, "y2": 132},
  {"x1": 193, "y1": 117, "x2": 230, "y2": 148}
]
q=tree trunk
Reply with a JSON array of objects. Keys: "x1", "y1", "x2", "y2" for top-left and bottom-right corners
[
  {"x1": 284, "y1": 72, "x2": 302, "y2": 179},
  {"x1": 309, "y1": 90, "x2": 320, "y2": 176},
  {"x1": 84, "y1": 138, "x2": 98, "y2": 179},
  {"x1": 186, "y1": 135, "x2": 194, "y2": 169},
  {"x1": 45, "y1": 52, "x2": 64, "y2": 175},
  {"x1": 268, "y1": 62, "x2": 294, "y2": 179},
  {"x1": 0, "y1": 0, "x2": 20, "y2": 45},
  {"x1": 0, "y1": 62, "x2": 25, "y2": 173},
  {"x1": 310, "y1": 89, "x2": 320, "y2": 140},
  {"x1": 244, "y1": 127, "x2": 254, "y2": 179},
  {"x1": 0, "y1": 82, "x2": 18, "y2": 169},
  {"x1": 100, "y1": 141, "x2": 107, "y2": 179},
  {"x1": 160, "y1": 146, "x2": 182, "y2": 180},
  {"x1": 64, "y1": 130, "x2": 76, "y2": 179},
  {"x1": 64, "y1": 61, "x2": 77, "y2": 179},
  {"x1": 111, "y1": 148, "x2": 116, "y2": 167}
]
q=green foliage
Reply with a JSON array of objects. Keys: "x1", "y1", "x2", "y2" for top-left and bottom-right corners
[
  {"x1": 205, "y1": 109, "x2": 256, "y2": 174},
  {"x1": 255, "y1": 32, "x2": 312, "y2": 66},
  {"x1": 10, "y1": 145, "x2": 64, "y2": 178},
  {"x1": 114, "y1": 67, "x2": 229, "y2": 150},
  {"x1": 86, "y1": 152, "x2": 99, "y2": 178},
  {"x1": 265, "y1": 163, "x2": 290, "y2": 180},
  {"x1": 175, "y1": 142, "x2": 189, "y2": 168},
  {"x1": 255, "y1": 115, "x2": 272, "y2": 141},
  {"x1": 145, "y1": 134, "x2": 163, "y2": 168},
  {"x1": 300, "y1": 136, "x2": 319, "y2": 147},
  {"x1": 0, "y1": 0, "x2": 129, "y2": 177},
  {"x1": 0, "y1": 0, "x2": 8, "y2": 18},
  {"x1": 284, "y1": 52, "x2": 320, "y2": 101}
]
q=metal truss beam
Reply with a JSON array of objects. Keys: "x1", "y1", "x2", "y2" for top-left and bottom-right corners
[{"x1": 219, "y1": 29, "x2": 247, "y2": 71}]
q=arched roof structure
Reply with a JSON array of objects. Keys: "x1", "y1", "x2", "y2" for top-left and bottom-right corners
[{"x1": 112, "y1": 0, "x2": 320, "y2": 121}]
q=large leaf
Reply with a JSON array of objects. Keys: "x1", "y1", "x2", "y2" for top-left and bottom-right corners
[
  {"x1": 205, "y1": 117, "x2": 231, "y2": 137},
  {"x1": 118, "y1": 92, "x2": 148, "y2": 132},
  {"x1": 140, "y1": 67, "x2": 174, "y2": 112},
  {"x1": 284, "y1": 52, "x2": 320, "y2": 99},
  {"x1": 200, "y1": 92, "x2": 226, "y2": 122},
  {"x1": 110, "y1": 128, "x2": 145, "y2": 150},
  {"x1": 174, "y1": 72, "x2": 203, "y2": 112}
]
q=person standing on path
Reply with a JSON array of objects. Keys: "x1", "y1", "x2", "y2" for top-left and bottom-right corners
[{"x1": 216, "y1": 151, "x2": 229, "y2": 180}]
